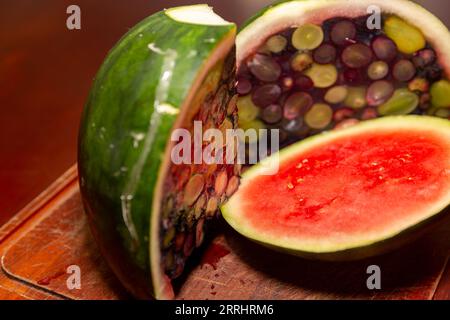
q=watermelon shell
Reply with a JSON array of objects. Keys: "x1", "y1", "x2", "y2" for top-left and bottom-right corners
[
  {"x1": 222, "y1": 116, "x2": 450, "y2": 260},
  {"x1": 78, "y1": 5, "x2": 236, "y2": 299}
]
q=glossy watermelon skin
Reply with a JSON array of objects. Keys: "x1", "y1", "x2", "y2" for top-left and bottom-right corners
[{"x1": 78, "y1": 9, "x2": 235, "y2": 298}]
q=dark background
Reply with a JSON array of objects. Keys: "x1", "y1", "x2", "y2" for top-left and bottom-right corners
[{"x1": 0, "y1": 0, "x2": 449, "y2": 226}]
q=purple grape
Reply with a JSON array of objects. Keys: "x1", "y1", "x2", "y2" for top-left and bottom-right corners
[
  {"x1": 236, "y1": 77, "x2": 252, "y2": 95},
  {"x1": 274, "y1": 54, "x2": 292, "y2": 73},
  {"x1": 361, "y1": 107, "x2": 378, "y2": 120},
  {"x1": 313, "y1": 43, "x2": 337, "y2": 64},
  {"x1": 283, "y1": 92, "x2": 313, "y2": 120},
  {"x1": 425, "y1": 64, "x2": 442, "y2": 81},
  {"x1": 295, "y1": 75, "x2": 314, "y2": 91},
  {"x1": 333, "y1": 107, "x2": 355, "y2": 122},
  {"x1": 366, "y1": 80, "x2": 394, "y2": 106},
  {"x1": 251, "y1": 84, "x2": 282, "y2": 107},
  {"x1": 261, "y1": 104, "x2": 283, "y2": 124},
  {"x1": 392, "y1": 59, "x2": 416, "y2": 82},
  {"x1": 419, "y1": 93, "x2": 431, "y2": 110},
  {"x1": 418, "y1": 49, "x2": 436, "y2": 65},
  {"x1": 343, "y1": 68, "x2": 364, "y2": 84},
  {"x1": 371, "y1": 36, "x2": 397, "y2": 62},
  {"x1": 413, "y1": 49, "x2": 436, "y2": 68},
  {"x1": 330, "y1": 20, "x2": 356, "y2": 46},
  {"x1": 247, "y1": 53, "x2": 281, "y2": 82},
  {"x1": 341, "y1": 43, "x2": 373, "y2": 68}
]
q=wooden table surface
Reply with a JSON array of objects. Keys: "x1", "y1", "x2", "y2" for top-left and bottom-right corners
[
  {"x1": 1, "y1": 0, "x2": 449, "y2": 300},
  {"x1": 0, "y1": 166, "x2": 449, "y2": 300}
]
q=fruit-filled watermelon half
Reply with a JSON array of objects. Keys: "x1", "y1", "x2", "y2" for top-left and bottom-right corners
[
  {"x1": 78, "y1": 0, "x2": 450, "y2": 300},
  {"x1": 78, "y1": 5, "x2": 240, "y2": 299},
  {"x1": 222, "y1": 116, "x2": 450, "y2": 260},
  {"x1": 236, "y1": 0, "x2": 450, "y2": 145}
]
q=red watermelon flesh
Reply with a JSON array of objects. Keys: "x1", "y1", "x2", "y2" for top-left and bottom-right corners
[{"x1": 222, "y1": 116, "x2": 450, "y2": 258}]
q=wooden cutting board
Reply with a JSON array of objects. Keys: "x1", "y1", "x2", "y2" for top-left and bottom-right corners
[{"x1": 0, "y1": 165, "x2": 449, "y2": 300}]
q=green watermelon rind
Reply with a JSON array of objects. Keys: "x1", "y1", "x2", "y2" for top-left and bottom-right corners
[
  {"x1": 78, "y1": 5, "x2": 235, "y2": 299},
  {"x1": 222, "y1": 116, "x2": 450, "y2": 261}
]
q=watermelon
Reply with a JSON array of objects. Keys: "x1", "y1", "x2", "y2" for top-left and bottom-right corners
[
  {"x1": 78, "y1": 0, "x2": 450, "y2": 299},
  {"x1": 78, "y1": 5, "x2": 238, "y2": 299},
  {"x1": 222, "y1": 116, "x2": 450, "y2": 260}
]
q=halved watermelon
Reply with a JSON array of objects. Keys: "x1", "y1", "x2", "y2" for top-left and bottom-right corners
[
  {"x1": 79, "y1": 0, "x2": 450, "y2": 299},
  {"x1": 222, "y1": 116, "x2": 450, "y2": 260},
  {"x1": 78, "y1": 5, "x2": 238, "y2": 299}
]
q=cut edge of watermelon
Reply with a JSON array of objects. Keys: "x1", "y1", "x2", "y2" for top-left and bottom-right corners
[
  {"x1": 166, "y1": 4, "x2": 233, "y2": 26},
  {"x1": 222, "y1": 116, "x2": 450, "y2": 259},
  {"x1": 149, "y1": 14, "x2": 236, "y2": 299}
]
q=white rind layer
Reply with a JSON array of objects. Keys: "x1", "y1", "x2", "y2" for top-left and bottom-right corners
[{"x1": 166, "y1": 4, "x2": 232, "y2": 26}]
